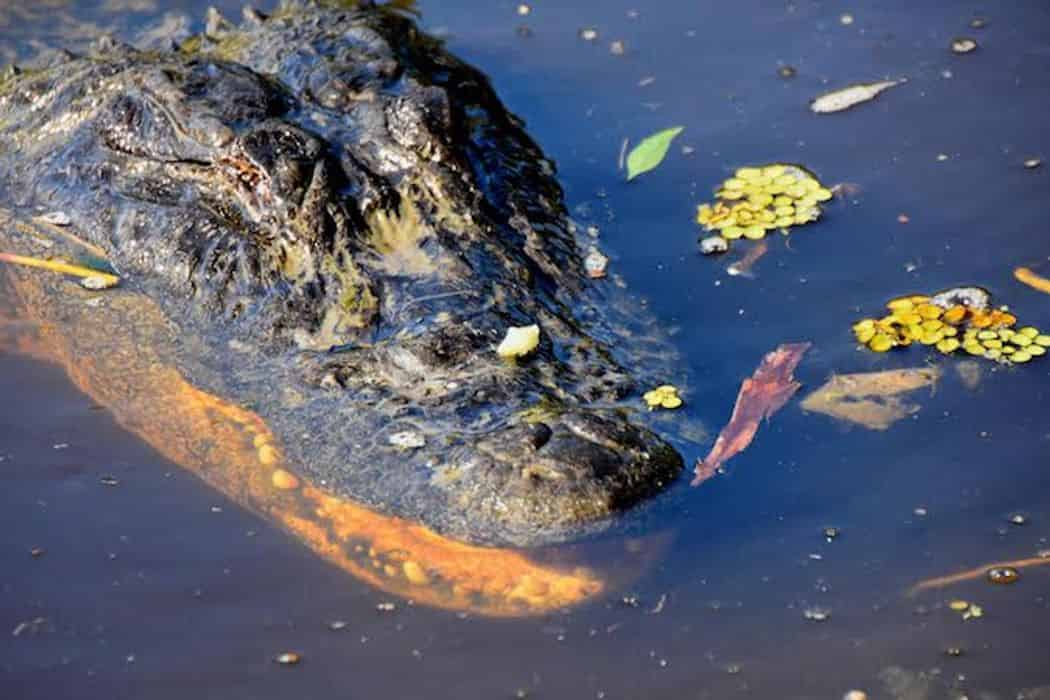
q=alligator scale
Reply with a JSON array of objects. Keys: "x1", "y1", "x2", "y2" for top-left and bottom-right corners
[{"x1": 0, "y1": 1, "x2": 684, "y2": 615}]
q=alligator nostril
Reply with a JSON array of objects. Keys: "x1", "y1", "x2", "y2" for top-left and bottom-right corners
[{"x1": 525, "y1": 422, "x2": 553, "y2": 450}]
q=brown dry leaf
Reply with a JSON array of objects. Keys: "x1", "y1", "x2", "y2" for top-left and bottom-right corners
[
  {"x1": 800, "y1": 367, "x2": 941, "y2": 430},
  {"x1": 693, "y1": 342, "x2": 810, "y2": 486}
]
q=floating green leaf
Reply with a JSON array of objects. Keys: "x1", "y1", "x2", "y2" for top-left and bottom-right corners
[{"x1": 626, "y1": 126, "x2": 684, "y2": 181}]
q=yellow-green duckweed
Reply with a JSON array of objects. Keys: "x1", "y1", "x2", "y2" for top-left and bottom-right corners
[
  {"x1": 697, "y1": 164, "x2": 832, "y2": 252},
  {"x1": 853, "y1": 289, "x2": 1047, "y2": 366},
  {"x1": 643, "y1": 385, "x2": 684, "y2": 410}
]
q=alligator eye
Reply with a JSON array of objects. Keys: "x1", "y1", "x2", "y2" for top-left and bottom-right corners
[{"x1": 98, "y1": 94, "x2": 180, "y2": 161}]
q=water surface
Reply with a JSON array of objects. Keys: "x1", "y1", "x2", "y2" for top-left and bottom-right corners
[{"x1": 2, "y1": 1, "x2": 1049, "y2": 698}]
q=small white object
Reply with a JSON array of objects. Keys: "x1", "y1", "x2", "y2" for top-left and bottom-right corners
[
  {"x1": 388, "y1": 431, "x2": 426, "y2": 449},
  {"x1": 810, "y1": 79, "x2": 905, "y2": 114},
  {"x1": 497, "y1": 324, "x2": 540, "y2": 358},
  {"x1": 37, "y1": 211, "x2": 71, "y2": 226}
]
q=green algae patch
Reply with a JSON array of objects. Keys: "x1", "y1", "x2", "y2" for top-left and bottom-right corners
[
  {"x1": 853, "y1": 288, "x2": 1047, "y2": 366},
  {"x1": 696, "y1": 164, "x2": 832, "y2": 251}
]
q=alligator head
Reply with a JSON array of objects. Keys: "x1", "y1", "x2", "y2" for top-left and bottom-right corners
[{"x1": 0, "y1": 1, "x2": 684, "y2": 546}]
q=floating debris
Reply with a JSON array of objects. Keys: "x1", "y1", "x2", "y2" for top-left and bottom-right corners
[
  {"x1": 950, "y1": 37, "x2": 979, "y2": 54},
  {"x1": 376, "y1": 601, "x2": 397, "y2": 612},
  {"x1": 1023, "y1": 158, "x2": 1042, "y2": 169},
  {"x1": 1008, "y1": 513, "x2": 1028, "y2": 526},
  {"x1": 274, "y1": 652, "x2": 301, "y2": 666},
  {"x1": 803, "y1": 606, "x2": 831, "y2": 622},
  {"x1": 1015, "y1": 266, "x2": 1050, "y2": 294},
  {"x1": 908, "y1": 555, "x2": 1050, "y2": 595},
  {"x1": 839, "y1": 13, "x2": 854, "y2": 25},
  {"x1": 30, "y1": 547, "x2": 45, "y2": 558},
  {"x1": 944, "y1": 646, "x2": 964, "y2": 658},
  {"x1": 643, "y1": 385, "x2": 683, "y2": 410},
  {"x1": 948, "y1": 599, "x2": 970, "y2": 612},
  {"x1": 516, "y1": 3, "x2": 531, "y2": 16},
  {"x1": 954, "y1": 360, "x2": 982, "y2": 390},
  {"x1": 0, "y1": 252, "x2": 119, "y2": 288},
  {"x1": 695, "y1": 164, "x2": 832, "y2": 251},
  {"x1": 99, "y1": 475, "x2": 120, "y2": 486},
  {"x1": 11, "y1": 617, "x2": 47, "y2": 637},
  {"x1": 801, "y1": 367, "x2": 940, "y2": 431},
  {"x1": 810, "y1": 79, "x2": 904, "y2": 114},
  {"x1": 726, "y1": 240, "x2": 768, "y2": 278},
  {"x1": 823, "y1": 527, "x2": 840, "y2": 542},
  {"x1": 584, "y1": 247, "x2": 609, "y2": 278},
  {"x1": 609, "y1": 40, "x2": 626, "y2": 56},
  {"x1": 80, "y1": 275, "x2": 118, "y2": 291},
  {"x1": 699, "y1": 235, "x2": 729, "y2": 256},
  {"x1": 578, "y1": 27, "x2": 598, "y2": 41},
  {"x1": 969, "y1": 17, "x2": 988, "y2": 29},
  {"x1": 777, "y1": 65, "x2": 797, "y2": 79},
  {"x1": 852, "y1": 289, "x2": 1047, "y2": 366},
  {"x1": 986, "y1": 567, "x2": 1019, "y2": 585},
  {"x1": 328, "y1": 620, "x2": 349, "y2": 631},
  {"x1": 388, "y1": 431, "x2": 426, "y2": 449},
  {"x1": 625, "y1": 126, "x2": 684, "y2": 181},
  {"x1": 843, "y1": 691, "x2": 868, "y2": 700},
  {"x1": 497, "y1": 324, "x2": 540, "y2": 358},
  {"x1": 694, "y1": 343, "x2": 810, "y2": 485},
  {"x1": 962, "y1": 603, "x2": 983, "y2": 620}
]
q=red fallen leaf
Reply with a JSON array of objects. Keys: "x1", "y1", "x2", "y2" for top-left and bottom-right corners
[{"x1": 692, "y1": 342, "x2": 811, "y2": 486}]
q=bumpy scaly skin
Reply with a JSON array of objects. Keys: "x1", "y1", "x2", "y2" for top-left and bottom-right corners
[{"x1": 0, "y1": 1, "x2": 683, "y2": 546}]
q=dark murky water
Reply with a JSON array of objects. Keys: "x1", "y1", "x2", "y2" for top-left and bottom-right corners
[{"x1": 3, "y1": 1, "x2": 1050, "y2": 698}]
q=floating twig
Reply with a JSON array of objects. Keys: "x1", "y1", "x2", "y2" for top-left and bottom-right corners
[
  {"x1": 1015, "y1": 266, "x2": 1050, "y2": 294},
  {"x1": 0, "y1": 251, "x2": 119, "y2": 287},
  {"x1": 907, "y1": 555, "x2": 1050, "y2": 596}
]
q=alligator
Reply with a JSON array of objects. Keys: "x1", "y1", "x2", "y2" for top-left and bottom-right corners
[{"x1": 0, "y1": 1, "x2": 685, "y2": 614}]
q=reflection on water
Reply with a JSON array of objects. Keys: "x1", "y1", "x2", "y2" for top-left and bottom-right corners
[{"x1": 3, "y1": 0, "x2": 1050, "y2": 698}]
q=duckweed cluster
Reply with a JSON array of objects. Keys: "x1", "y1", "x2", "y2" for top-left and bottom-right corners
[
  {"x1": 696, "y1": 164, "x2": 833, "y2": 245},
  {"x1": 853, "y1": 294, "x2": 1050, "y2": 364},
  {"x1": 643, "y1": 385, "x2": 683, "y2": 410}
]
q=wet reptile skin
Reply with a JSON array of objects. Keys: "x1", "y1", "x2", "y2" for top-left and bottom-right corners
[{"x1": 0, "y1": 1, "x2": 683, "y2": 549}]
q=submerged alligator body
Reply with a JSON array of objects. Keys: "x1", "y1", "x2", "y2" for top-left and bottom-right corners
[{"x1": 0, "y1": 1, "x2": 683, "y2": 548}]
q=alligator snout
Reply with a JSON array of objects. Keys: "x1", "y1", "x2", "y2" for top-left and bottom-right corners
[{"x1": 449, "y1": 410, "x2": 683, "y2": 545}]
